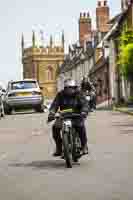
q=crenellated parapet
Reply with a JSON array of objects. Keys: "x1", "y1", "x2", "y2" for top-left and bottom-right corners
[
  {"x1": 22, "y1": 31, "x2": 65, "y2": 98},
  {"x1": 22, "y1": 31, "x2": 65, "y2": 58},
  {"x1": 23, "y1": 46, "x2": 64, "y2": 59}
]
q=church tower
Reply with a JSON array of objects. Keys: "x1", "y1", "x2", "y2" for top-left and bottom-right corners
[{"x1": 22, "y1": 32, "x2": 65, "y2": 98}]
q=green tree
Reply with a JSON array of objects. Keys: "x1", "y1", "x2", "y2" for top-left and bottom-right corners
[
  {"x1": 120, "y1": 43, "x2": 133, "y2": 80},
  {"x1": 118, "y1": 29, "x2": 133, "y2": 81}
]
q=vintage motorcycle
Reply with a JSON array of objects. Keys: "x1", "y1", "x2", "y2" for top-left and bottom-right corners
[{"x1": 52, "y1": 110, "x2": 83, "y2": 168}]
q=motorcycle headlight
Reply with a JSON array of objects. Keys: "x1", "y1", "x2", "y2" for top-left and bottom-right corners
[{"x1": 64, "y1": 120, "x2": 72, "y2": 127}]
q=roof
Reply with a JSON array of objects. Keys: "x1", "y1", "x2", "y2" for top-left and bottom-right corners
[
  {"x1": 108, "y1": 13, "x2": 122, "y2": 25},
  {"x1": 58, "y1": 42, "x2": 84, "y2": 74},
  {"x1": 89, "y1": 57, "x2": 109, "y2": 75},
  {"x1": 9, "y1": 79, "x2": 38, "y2": 83},
  {"x1": 106, "y1": 8, "x2": 131, "y2": 40}
]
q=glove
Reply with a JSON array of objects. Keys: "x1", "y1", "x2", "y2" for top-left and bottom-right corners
[
  {"x1": 81, "y1": 112, "x2": 87, "y2": 118},
  {"x1": 47, "y1": 112, "x2": 55, "y2": 123}
]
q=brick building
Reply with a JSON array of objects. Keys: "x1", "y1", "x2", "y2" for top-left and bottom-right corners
[{"x1": 106, "y1": 1, "x2": 133, "y2": 104}]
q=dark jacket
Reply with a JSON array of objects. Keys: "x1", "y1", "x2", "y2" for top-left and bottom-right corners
[
  {"x1": 81, "y1": 81, "x2": 95, "y2": 93},
  {"x1": 49, "y1": 90, "x2": 88, "y2": 114}
]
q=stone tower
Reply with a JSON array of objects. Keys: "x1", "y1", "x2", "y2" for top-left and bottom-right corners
[
  {"x1": 96, "y1": 0, "x2": 110, "y2": 36},
  {"x1": 79, "y1": 12, "x2": 92, "y2": 47},
  {"x1": 22, "y1": 31, "x2": 65, "y2": 98}
]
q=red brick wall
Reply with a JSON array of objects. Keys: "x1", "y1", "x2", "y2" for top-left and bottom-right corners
[
  {"x1": 96, "y1": 1, "x2": 110, "y2": 33},
  {"x1": 79, "y1": 13, "x2": 92, "y2": 47}
]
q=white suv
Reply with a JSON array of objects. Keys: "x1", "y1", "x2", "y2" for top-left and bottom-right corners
[{"x1": 4, "y1": 79, "x2": 44, "y2": 114}]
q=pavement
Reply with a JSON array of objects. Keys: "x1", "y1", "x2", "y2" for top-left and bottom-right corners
[
  {"x1": 114, "y1": 106, "x2": 133, "y2": 115},
  {"x1": 0, "y1": 110, "x2": 132, "y2": 200}
]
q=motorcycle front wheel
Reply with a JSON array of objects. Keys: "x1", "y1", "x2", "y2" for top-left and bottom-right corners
[
  {"x1": 62, "y1": 133, "x2": 73, "y2": 168},
  {"x1": 72, "y1": 132, "x2": 81, "y2": 163}
]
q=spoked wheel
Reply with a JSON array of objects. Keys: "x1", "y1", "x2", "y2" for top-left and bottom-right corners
[
  {"x1": 63, "y1": 133, "x2": 73, "y2": 168},
  {"x1": 72, "y1": 134, "x2": 81, "y2": 163},
  {"x1": 72, "y1": 138, "x2": 78, "y2": 163}
]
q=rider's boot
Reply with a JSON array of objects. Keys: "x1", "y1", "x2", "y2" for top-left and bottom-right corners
[
  {"x1": 52, "y1": 126, "x2": 62, "y2": 156},
  {"x1": 81, "y1": 144, "x2": 88, "y2": 155},
  {"x1": 53, "y1": 137, "x2": 62, "y2": 157},
  {"x1": 53, "y1": 144, "x2": 62, "y2": 157}
]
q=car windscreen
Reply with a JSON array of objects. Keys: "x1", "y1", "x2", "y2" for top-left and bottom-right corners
[{"x1": 11, "y1": 81, "x2": 37, "y2": 90}]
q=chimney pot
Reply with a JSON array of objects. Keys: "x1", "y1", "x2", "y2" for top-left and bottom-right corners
[
  {"x1": 104, "y1": 1, "x2": 107, "y2": 6},
  {"x1": 98, "y1": 1, "x2": 101, "y2": 6}
]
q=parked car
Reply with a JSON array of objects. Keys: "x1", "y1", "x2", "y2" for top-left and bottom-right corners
[{"x1": 4, "y1": 79, "x2": 44, "y2": 114}]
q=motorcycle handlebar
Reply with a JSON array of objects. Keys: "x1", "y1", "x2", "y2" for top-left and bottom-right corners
[
  {"x1": 56, "y1": 112, "x2": 82, "y2": 119},
  {"x1": 47, "y1": 112, "x2": 85, "y2": 124}
]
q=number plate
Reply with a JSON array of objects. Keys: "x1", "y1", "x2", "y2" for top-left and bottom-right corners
[{"x1": 17, "y1": 93, "x2": 31, "y2": 96}]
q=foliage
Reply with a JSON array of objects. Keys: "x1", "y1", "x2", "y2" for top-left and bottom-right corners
[
  {"x1": 119, "y1": 43, "x2": 133, "y2": 79},
  {"x1": 120, "y1": 29, "x2": 133, "y2": 46},
  {"x1": 118, "y1": 29, "x2": 133, "y2": 80},
  {"x1": 128, "y1": 96, "x2": 133, "y2": 102}
]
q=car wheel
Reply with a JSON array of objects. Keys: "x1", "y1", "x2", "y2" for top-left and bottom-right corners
[
  {"x1": 5, "y1": 107, "x2": 12, "y2": 115},
  {"x1": 35, "y1": 104, "x2": 44, "y2": 113}
]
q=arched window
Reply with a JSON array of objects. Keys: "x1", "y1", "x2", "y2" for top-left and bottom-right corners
[
  {"x1": 49, "y1": 66, "x2": 54, "y2": 80},
  {"x1": 46, "y1": 66, "x2": 54, "y2": 80}
]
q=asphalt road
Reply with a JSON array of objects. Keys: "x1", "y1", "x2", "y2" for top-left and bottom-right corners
[{"x1": 0, "y1": 110, "x2": 132, "y2": 200}]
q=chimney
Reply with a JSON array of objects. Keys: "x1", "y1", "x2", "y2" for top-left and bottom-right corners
[
  {"x1": 121, "y1": 0, "x2": 132, "y2": 11},
  {"x1": 96, "y1": 0, "x2": 110, "y2": 33},
  {"x1": 79, "y1": 12, "x2": 92, "y2": 47}
]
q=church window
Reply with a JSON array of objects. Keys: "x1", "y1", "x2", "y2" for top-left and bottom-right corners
[{"x1": 46, "y1": 66, "x2": 54, "y2": 80}]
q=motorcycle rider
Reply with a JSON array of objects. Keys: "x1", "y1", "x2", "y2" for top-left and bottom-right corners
[
  {"x1": 47, "y1": 78, "x2": 89, "y2": 156},
  {"x1": 81, "y1": 76, "x2": 96, "y2": 111}
]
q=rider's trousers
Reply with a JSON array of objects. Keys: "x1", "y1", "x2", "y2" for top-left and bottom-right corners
[{"x1": 52, "y1": 119, "x2": 87, "y2": 148}]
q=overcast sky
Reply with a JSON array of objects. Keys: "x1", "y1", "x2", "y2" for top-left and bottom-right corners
[{"x1": 0, "y1": 0, "x2": 121, "y2": 86}]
